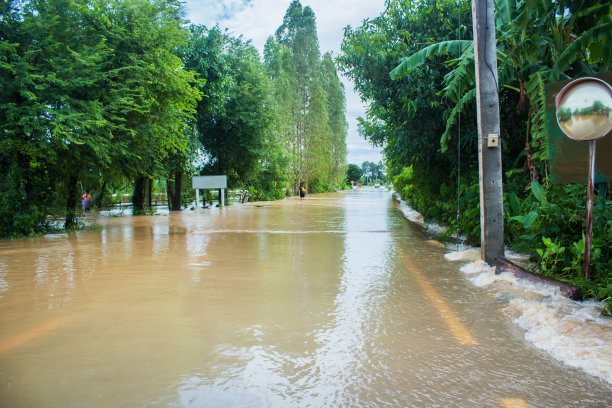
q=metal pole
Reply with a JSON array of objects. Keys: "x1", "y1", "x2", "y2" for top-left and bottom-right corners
[
  {"x1": 472, "y1": 0, "x2": 504, "y2": 265},
  {"x1": 584, "y1": 140, "x2": 596, "y2": 280}
]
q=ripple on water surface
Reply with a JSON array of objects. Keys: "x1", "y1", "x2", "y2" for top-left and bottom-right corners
[
  {"x1": 0, "y1": 190, "x2": 611, "y2": 407},
  {"x1": 446, "y1": 248, "x2": 612, "y2": 385}
]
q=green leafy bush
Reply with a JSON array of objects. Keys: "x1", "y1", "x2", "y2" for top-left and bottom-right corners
[
  {"x1": 507, "y1": 181, "x2": 611, "y2": 305},
  {"x1": 396, "y1": 168, "x2": 611, "y2": 308},
  {"x1": 394, "y1": 165, "x2": 481, "y2": 245}
]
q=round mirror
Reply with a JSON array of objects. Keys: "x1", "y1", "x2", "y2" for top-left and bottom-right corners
[{"x1": 555, "y1": 77, "x2": 612, "y2": 141}]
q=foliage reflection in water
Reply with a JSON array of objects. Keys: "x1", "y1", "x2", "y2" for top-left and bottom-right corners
[{"x1": 0, "y1": 190, "x2": 610, "y2": 407}]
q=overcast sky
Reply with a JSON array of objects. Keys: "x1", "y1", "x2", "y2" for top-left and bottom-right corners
[{"x1": 182, "y1": 0, "x2": 385, "y2": 166}]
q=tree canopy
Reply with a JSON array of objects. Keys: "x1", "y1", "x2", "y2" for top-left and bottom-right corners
[
  {"x1": 346, "y1": 164, "x2": 363, "y2": 184},
  {"x1": 0, "y1": 0, "x2": 202, "y2": 230},
  {"x1": 0, "y1": 0, "x2": 349, "y2": 236},
  {"x1": 265, "y1": 0, "x2": 347, "y2": 193}
]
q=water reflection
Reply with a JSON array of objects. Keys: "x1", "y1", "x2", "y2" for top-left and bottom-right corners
[
  {"x1": 0, "y1": 190, "x2": 610, "y2": 407},
  {"x1": 556, "y1": 77, "x2": 612, "y2": 141},
  {"x1": 161, "y1": 194, "x2": 349, "y2": 406},
  {"x1": 0, "y1": 261, "x2": 7, "y2": 298},
  {"x1": 303, "y1": 191, "x2": 393, "y2": 406},
  {"x1": 152, "y1": 224, "x2": 170, "y2": 257}
]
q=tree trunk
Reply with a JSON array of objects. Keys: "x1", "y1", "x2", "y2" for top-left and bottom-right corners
[
  {"x1": 95, "y1": 181, "x2": 107, "y2": 208},
  {"x1": 147, "y1": 178, "x2": 153, "y2": 210},
  {"x1": 166, "y1": 173, "x2": 174, "y2": 209},
  {"x1": 170, "y1": 171, "x2": 183, "y2": 211},
  {"x1": 64, "y1": 175, "x2": 78, "y2": 230},
  {"x1": 132, "y1": 176, "x2": 147, "y2": 213},
  {"x1": 17, "y1": 152, "x2": 36, "y2": 203}
]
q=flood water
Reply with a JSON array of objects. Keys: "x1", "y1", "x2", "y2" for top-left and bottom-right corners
[{"x1": 0, "y1": 189, "x2": 610, "y2": 407}]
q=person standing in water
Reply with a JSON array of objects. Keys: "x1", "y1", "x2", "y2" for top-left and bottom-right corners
[
  {"x1": 82, "y1": 191, "x2": 91, "y2": 211},
  {"x1": 299, "y1": 183, "x2": 306, "y2": 199}
]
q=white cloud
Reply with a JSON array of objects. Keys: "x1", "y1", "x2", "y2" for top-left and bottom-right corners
[{"x1": 182, "y1": 0, "x2": 385, "y2": 165}]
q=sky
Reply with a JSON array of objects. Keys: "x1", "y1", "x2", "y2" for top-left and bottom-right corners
[{"x1": 182, "y1": 0, "x2": 386, "y2": 166}]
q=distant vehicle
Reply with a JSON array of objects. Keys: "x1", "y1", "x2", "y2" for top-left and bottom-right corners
[{"x1": 374, "y1": 183, "x2": 381, "y2": 188}]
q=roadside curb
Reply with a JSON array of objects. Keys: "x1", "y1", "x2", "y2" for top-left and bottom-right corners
[{"x1": 392, "y1": 191, "x2": 584, "y2": 302}]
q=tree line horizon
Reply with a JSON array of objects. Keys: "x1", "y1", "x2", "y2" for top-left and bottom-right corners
[{"x1": 1, "y1": 0, "x2": 353, "y2": 236}]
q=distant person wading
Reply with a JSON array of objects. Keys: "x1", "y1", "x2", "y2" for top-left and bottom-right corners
[
  {"x1": 82, "y1": 191, "x2": 91, "y2": 212},
  {"x1": 299, "y1": 184, "x2": 306, "y2": 199}
]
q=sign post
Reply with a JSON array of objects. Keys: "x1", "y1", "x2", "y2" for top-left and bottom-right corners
[
  {"x1": 555, "y1": 77, "x2": 612, "y2": 279},
  {"x1": 192, "y1": 176, "x2": 228, "y2": 208}
]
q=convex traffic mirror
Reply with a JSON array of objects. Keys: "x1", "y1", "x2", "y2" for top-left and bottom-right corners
[
  {"x1": 555, "y1": 77, "x2": 612, "y2": 141},
  {"x1": 554, "y1": 76, "x2": 612, "y2": 280}
]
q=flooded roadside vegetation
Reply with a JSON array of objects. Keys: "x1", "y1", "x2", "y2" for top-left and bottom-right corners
[{"x1": 1, "y1": 190, "x2": 610, "y2": 407}]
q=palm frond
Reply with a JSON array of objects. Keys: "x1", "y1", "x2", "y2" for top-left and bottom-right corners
[
  {"x1": 494, "y1": 0, "x2": 517, "y2": 29},
  {"x1": 517, "y1": 0, "x2": 547, "y2": 41},
  {"x1": 553, "y1": 20, "x2": 612, "y2": 79},
  {"x1": 443, "y1": 42, "x2": 475, "y2": 103},
  {"x1": 525, "y1": 72, "x2": 548, "y2": 161},
  {"x1": 390, "y1": 40, "x2": 473, "y2": 80},
  {"x1": 440, "y1": 88, "x2": 477, "y2": 152}
]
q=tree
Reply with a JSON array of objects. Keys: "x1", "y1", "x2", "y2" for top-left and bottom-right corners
[
  {"x1": 340, "y1": 0, "x2": 612, "y2": 294},
  {"x1": 263, "y1": 36, "x2": 297, "y2": 196},
  {"x1": 195, "y1": 33, "x2": 274, "y2": 189},
  {"x1": 0, "y1": 0, "x2": 201, "y2": 233},
  {"x1": 346, "y1": 164, "x2": 363, "y2": 184},
  {"x1": 321, "y1": 52, "x2": 348, "y2": 186},
  {"x1": 269, "y1": 0, "x2": 347, "y2": 192},
  {"x1": 0, "y1": 0, "x2": 113, "y2": 230},
  {"x1": 339, "y1": 0, "x2": 479, "y2": 178},
  {"x1": 361, "y1": 161, "x2": 372, "y2": 184},
  {"x1": 339, "y1": 0, "x2": 482, "y2": 237},
  {"x1": 390, "y1": 0, "x2": 612, "y2": 170},
  {"x1": 93, "y1": 0, "x2": 201, "y2": 213},
  {"x1": 175, "y1": 24, "x2": 232, "y2": 210},
  {"x1": 275, "y1": 0, "x2": 320, "y2": 188}
]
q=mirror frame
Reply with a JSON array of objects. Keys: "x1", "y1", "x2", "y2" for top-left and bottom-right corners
[{"x1": 555, "y1": 77, "x2": 612, "y2": 142}]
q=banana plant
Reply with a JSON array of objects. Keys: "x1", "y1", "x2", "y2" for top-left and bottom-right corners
[
  {"x1": 390, "y1": 0, "x2": 612, "y2": 163},
  {"x1": 507, "y1": 180, "x2": 547, "y2": 229}
]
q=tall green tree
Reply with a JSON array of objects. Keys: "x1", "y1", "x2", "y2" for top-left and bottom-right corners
[
  {"x1": 275, "y1": 0, "x2": 320, "y2": 188},
  {"x1": 321, "y1": 52, "x2": 348, "y2": 187},
  {"x1": 92, "y1": 0, "x2": 201, "y2": 213},
  {"x1": 195, "y1": 34, "x2": 274, "y2": 188},
  {"x1": 391, "y1": 0, "x2": 611, "y2": 172},
  {"x1": 361, "y1": 161, "x2": 385, "y2": 183},
  {"x1": 339, "y1": 0, "x2": 483, "y2": 237},
  {"x1": 0, "y1": 0, "x2": 201, "y2": 233},
  {"x1": 269, "y1": 0, "x2": 347, "y2": 192},
  {"x1": 263, "y1": 37, "x2": 301, "y2": 190},
  {"x1": 174, "y1": 24, "x2": 232, "y2": 209},
  {"x1": 341, "y1": 0, "x2": 612, "y2": 294},
  {"x1": 0, "y1": 0, "x2": 112, "y2": 230},
  {"x1": 346, "y1": 164, "x2": 363, "y2": 184}
]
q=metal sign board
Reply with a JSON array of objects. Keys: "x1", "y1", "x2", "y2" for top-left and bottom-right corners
[
  {"x1": 192, "y1": 175, "x2": 227, "y2": 189},
  {"x1": 546, "y1": 72, "x2": 612, "y2": 183}
]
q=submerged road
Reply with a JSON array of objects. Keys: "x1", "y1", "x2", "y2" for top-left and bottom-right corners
[{"x1": 0, "y1": 189, "x2": 610, "y2": 407}]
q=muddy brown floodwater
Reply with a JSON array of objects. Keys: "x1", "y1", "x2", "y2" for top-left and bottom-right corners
[{"x1": 0, "y1": 189, "x2": 611, "y2": 407}]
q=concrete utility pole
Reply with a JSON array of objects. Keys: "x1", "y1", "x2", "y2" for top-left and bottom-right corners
[{"x1": 472, "y1": 0, "x2": 504, "y2": 264}]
